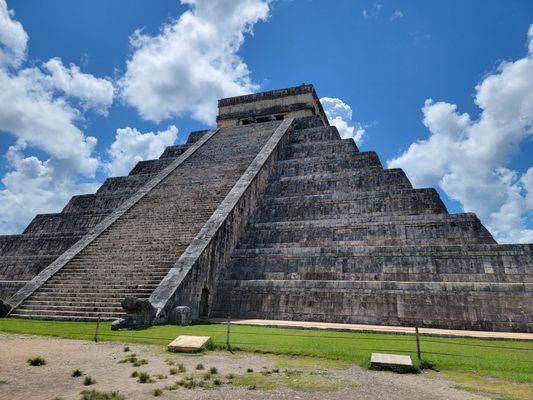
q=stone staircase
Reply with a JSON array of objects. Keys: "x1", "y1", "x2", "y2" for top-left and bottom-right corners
[
  {"x1": 4, "y1": 122, "x2": 280, "y2": 320},
  {"x1": 213, "y1": 116, "x2": 533, "y2": 331}
]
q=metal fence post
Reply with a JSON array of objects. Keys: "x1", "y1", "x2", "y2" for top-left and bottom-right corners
[
  {"x1": 415, "y1": 326, "x2": 421, "y2": 361},
  {"x1": 226, "y1": 315, "x2": 231, "y2": 352},
  {"x1": 94, "y1": 314, "x2": 101, "y2": 343}
]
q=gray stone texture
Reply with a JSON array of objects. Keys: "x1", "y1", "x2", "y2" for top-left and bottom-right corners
[
  {"x1": 1, "y1": 84, "x2": 531, "y2": 332},
  {"x1": 210, "y1": 114, "x2": 532, "y2": 332},
  {"x1": 2, "y1": 123, "x2": 278, "y2": 319}
]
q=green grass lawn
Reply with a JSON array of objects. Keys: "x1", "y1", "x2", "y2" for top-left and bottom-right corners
[{"x1": 1, "y1": 318, "x2": 532, "y2": 385}]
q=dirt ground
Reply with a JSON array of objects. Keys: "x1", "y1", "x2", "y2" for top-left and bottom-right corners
[{"x1": 0, "y1": 334, "x2": 491, "y2": 400}]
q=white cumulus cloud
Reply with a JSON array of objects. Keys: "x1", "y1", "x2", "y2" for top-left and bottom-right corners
[
  {"x1": 42, "y1": 58, "x2": 115, "y2": 115},
  {"x1": 388, "y1": 24, "x2": 533, "y2": 243},
  {"x1": 0, "y1": 0, "x2": 115, "y2": 233},
  {"x1": 0, "y1": 0, "x2": 27, "y2": 68},
  {"x1": 119, "y1": 0, "x2": 271, "y2": 125},
  {"x1": 106, "y1": 125, "x2": 179, "y2": 177},
  {"x1": 320, "y1": 97, "x2": 366, "y2": 144},
  {"x1": 0, "y1": 141, "x2": 99, "y2": 234}
]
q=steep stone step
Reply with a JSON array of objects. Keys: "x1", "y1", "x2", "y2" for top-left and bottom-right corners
[
  {"x1": 28, "y1": 291, "x2": 150, "y2": 301},
  {"x1": 23, "y1": 212, "x2": 110, "y2": 235},
  {"x1": 7, "y1": 313, "x2": 118, "y2": 321},
  {"x1": 10, "y1": 309, "x2": 123, "y2": 319},
  {"x1": 213, "y1": 279, "x2": 533, "y2": 332},
  {"x1": 23, "y1": 299, "x2": 124, "y2": 307},
  {"x1": 160, "y1": 145, "x2": 190, "y2": 158},
  {"x1": 129, "y1": 158, "x2": 175, "y2": 175},
  {"x1": 239, "y1": 214, "x2": 495, "y2": 248},
  {"x1": 292, "y1": 116, "x2": 325, "y2": 130},
  {"x1": 96, "y1": 174, "x2": 155, "y2": 195},
  {"x1": 283, "y1": 139, "x2": 358, "y2": 159},
  {"x1": 0, "y1": 255, "x2": 57, "y2": 280},
  {"x1": 254, "y1": 188, "x2": 447, "y2": 222},
  {"x1": 61, "y1": 193, "x2": 131, "y2": 214},
  {"x1": 16, "y1": 304, "x2": 124, "y2": 313},
  {"x1": 289, "y1": 126, "x2": 341, "y2": 144},
  {"x1": 274, "y1": 152, "x2": 382, "y2": 177},
  {"x1": 0, "y1": 234, "x2": 82, "y2": 257},
  {"x1": 229, "y1": 244, "x2": 532, "y2": 283},
  {"x1": 266, "y1": 169, "x2": 412, "y2": 196}
]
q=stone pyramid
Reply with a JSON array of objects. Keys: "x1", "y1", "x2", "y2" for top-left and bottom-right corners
[{"x1": 0, "y1": 85, "x2": 531, "y2": 332}]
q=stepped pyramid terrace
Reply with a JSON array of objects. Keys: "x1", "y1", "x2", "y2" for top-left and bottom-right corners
[{"x1": 0, "y1": 84, "x2": 531, "y2": 332}]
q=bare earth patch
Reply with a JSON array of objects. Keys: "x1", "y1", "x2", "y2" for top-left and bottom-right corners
[{"x1": 0, "y1": 334, "x2": 494, "y2": 400}]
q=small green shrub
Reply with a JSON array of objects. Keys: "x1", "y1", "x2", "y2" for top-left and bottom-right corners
[
  {"x1": 27, "y1": 356, "x2": 46, "y2": 366},
  {"x1": 165, "y1": 359, "x2": 175, "y2": 366},
  {"x1": 80, "y1": 389, "x2": 125, "y2": 400},
  {"x1": 83, "y1": 376, "x2": 96, "y2": 386},
  {"x1": 153, "y1": 388, "x2": 163, "y2": 397},
  {"x1": 202, "y1": 372, "x2": 211, "y2": 381},
  {"x1": 246, "y1": 368, "x2": 253, "y2": 373},
  {"x1": 213, "y1": 378, "x2": 221, "y2": 386},
  {"x1": 71, "y1": 369, "x2": 83, "y2": 377},
  {"x1": 123, "y1": 346, "x2": 130, "y2": 352},
  {"x1": 118, "y1": 353, "x2": 137, "y2": 364},
  {"x1": 131, "y1": 371, "x2": 139, "y2": 378},
  {"x1": 155, "y1": 374, "x2": 167, "y2": 380},
  {"x1": 133, "y1": 359, "x2": 148, "y2": 367},
  {"x1": 138, "y1": 372, "x2": 154, "y2": 384},
  {"x1": 177, "y1": 363, "x2": 186, "y2": 373},
  {"x1": 183, "y1": 379, "x2": 197, "y2": 389},
  {"x1": 225, "y1": 373, "x2": 234, "y2": 380},
  {"x1": 195, "y1": 363, "x2": 204, "y2": 370},
  {"x1": 169, "y1": 367, "x2": 178, "y2": 375},
  {"x1": 209, "y1": 367, "x2": 218, "y2": 375}
]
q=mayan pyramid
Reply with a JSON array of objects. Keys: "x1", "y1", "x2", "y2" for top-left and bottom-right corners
[{"x1": 0, "y1": 85, "x2": 531, "y2": 332}]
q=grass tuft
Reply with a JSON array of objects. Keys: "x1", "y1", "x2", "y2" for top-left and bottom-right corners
[
  {"x1": 209, "y1": 367, "x2": 218, "y2": 375},
  {"x1": 169, "y1": 367, "x2": 178, "y2": 375},
  {"x1": 27, "y1": 356, "x2": 46, "y2": 366},
  {"x1": 153, "y1": 388, "x2": 163, "y2": 397},
  {"x1": 133, "y1": 359, "x2": 148, "y2": 367},
  {"x1": 138, "y1": 372, "x2": 154, "y2": 384},
  {"x1": 80, "y1": 389, "x2": 125, "y2": 400},
  {"x1": 123, "y1": 346, "x2": 130, "y2": 352},
  {"x1": 177, "y1": 363, "x2": 186, "y2": 373},
  {"x1": 83, "y1": 376, "x2": 96, "y2": 386},
  {"x1": 195, "y1": 363, "x2": 204, "y2": 370},
  {"x1": 71, "y1": 368, "x2": 83, "y2": 377}
]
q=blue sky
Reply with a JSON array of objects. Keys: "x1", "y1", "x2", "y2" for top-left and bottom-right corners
[{"x1": 0, "y1": 0, "x2": 532, "y2": 242}]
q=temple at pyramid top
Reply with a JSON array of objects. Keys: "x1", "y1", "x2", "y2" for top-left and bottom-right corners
[{"x1": 217, "y1": 84, "x2": 329, "y2": 127}]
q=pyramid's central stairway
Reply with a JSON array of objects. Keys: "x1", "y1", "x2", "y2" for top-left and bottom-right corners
[
  {"x1": 3, "y1": 121, "x2": 281, "y2": 320},
  {"x1": 1, "y1": 84, "x2": 531, "y2": 331}
]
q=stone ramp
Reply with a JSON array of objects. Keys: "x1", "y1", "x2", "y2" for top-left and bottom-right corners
[
  {"x1": 0, "y1": 142, "x2": 188, "y2": 300},
  {"x1": 212, "y1": 119, "x2": 533, "y2": 332},
  {"x1": 5, "y1": 122, "x2": 280, "y2": 320}
]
